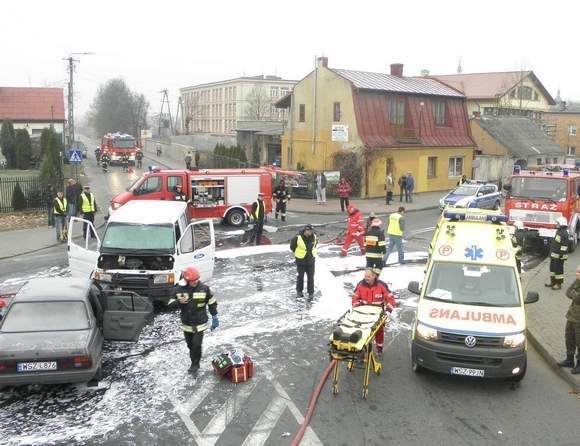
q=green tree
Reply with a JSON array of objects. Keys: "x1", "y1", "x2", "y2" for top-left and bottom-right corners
[
  {"x1": 40, "y1": 127, "x2": 51, "y2": 159},
  {"x1": 0, "y1": 120, "x2": 16, "y2": 168},
  {"x1": 11, "y1": 182, "x2": 27, "y2": 211},
  {"x1": 14, "y1": 129, "x2": 32, "y2": 169},
  {"x1": 40, "y1": 130, "x2": 61, "y2": 180}
]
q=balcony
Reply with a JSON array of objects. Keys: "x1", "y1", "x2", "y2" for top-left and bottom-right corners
[{"x1": 393, "y1": 126, "x2": 421, "y2": 144}]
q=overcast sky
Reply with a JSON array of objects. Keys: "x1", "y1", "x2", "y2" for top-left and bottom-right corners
[{"x1": 3, "y1": 1, "x2": 577, "y2": 120}]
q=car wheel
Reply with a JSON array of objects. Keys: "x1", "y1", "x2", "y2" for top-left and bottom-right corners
[
  {"x1": 226, "y1": 209, "x2": 245, "y2": 226},
  {"x1": 87, "y1": 364, "x2": 102, "y2": 387}
]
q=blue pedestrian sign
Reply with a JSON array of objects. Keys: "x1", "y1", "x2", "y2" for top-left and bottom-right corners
[{"x1": 67, "y1": 150, "x2": 83, "y2": 164}]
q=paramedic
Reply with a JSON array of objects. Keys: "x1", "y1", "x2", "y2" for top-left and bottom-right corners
[{"x1": 341, "y1": 204, "x2": 365, "y2": 257}]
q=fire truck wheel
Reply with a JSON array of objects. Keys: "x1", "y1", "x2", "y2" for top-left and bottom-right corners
[{"x1": 226, "y1": 209, "x2": 245, "y2": 226}]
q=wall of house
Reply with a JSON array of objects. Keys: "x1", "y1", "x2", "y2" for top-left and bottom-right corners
[
  {"x1": 13, "y1": 122, "x2": 65, "y2": 138},
  {"x1": 543, "y1": 112, "x2": 580, "y2": 155},
  {"x1": 472, "y1": 155, "x2": 511, "y2": 182},
  {"x1": 470, "y1": 120, "x2": 509, "y2": 156}
]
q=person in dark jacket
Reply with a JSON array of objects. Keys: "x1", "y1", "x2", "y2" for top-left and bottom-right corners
[
  {"x1": 398, "y1": 174, "x2": 407, "y2": 202},
  {"x1": 558, "y1": 264, "x2": 580, "y2": 374},
  {"x1": 172, "y1": 184, "x2": 187, "y2": 201},
  {"x1": 273, "y1": 179, "x2": 291, "y2": 221},
  {"x1": 290, "y1": 224, "x2": 318, "y2": 298},
  {"x1": 248, "y1": 192, "x2": 266, "y2": 245},
  {"x1": 545, "y1": 216, "x2": 569, "y2": 290},
  {"x1": 364, "y1": 218, "x2": 386, "y2": 270},
  {"x1": 175, "y1": 267, "x2": 219, "y2": 375},
  {"x1": 46, "y1": 184, "x2": 56, "y2": 227},
  {"x1": 66, "y1": 178, "x2": 82, "y2": 224}
]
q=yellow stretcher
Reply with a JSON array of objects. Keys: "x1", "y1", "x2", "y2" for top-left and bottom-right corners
[{"x1": 328, "y1": 304, "x2": 388, "y2": 399}]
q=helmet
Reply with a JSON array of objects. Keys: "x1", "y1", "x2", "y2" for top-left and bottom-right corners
[
  {"x1": 182, "y1": 267, "x2": 200, "y2": 282},
  {"x1": 371, "y1": 218, "x2": 382, "y2": 227},
  {"x1": 513, "y1": 221, "x2": 524, "y2": 230},
  {"x1": 557, "y1": 216, "x2": 568, "y2": 227}
]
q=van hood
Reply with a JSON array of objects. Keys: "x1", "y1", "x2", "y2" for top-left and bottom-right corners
[{"x1": 417, "y1": 299, "x2": 525, "y2": 334}]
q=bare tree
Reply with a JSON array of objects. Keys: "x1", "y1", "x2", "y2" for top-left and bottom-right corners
[{"x1": 245, "y1": 86, "x2": 271, "y2": 120}]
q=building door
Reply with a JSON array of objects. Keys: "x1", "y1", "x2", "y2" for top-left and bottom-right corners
[{"x1": 385, "y1": 158, "x2": 394, "y2": 178}]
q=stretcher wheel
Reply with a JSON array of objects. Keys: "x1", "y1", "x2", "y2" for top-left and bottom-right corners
[
  {"x1": 347, "y1": 360, "x2": 354, "y2": 372},
  {"x1": 362, "y1": 388, "x2": 368, "y2": 399},
  {"x1": 332, "y1": 385, "x2": 339, "y2": 395}
]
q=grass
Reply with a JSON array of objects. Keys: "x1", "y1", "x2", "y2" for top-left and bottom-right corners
[{"x1": 0, "y1": 169, "x2": 39, "y2": 177}]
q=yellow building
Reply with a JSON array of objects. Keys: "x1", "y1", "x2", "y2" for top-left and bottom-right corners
[
  {"x1": 543, "y1": 107, "x2": 580, "y2": 157},
  {"x1": 277, "y1": 58, "x2": 475, "y2": 197}
]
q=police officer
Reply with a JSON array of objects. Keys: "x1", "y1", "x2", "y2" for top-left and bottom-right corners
[
  {"x1": 175, "y1": 267, "x2": 219, "y2": 375},
  {"x1": 273, "y1": 179, "x2": 291, "y2": 221},
  {"x1": 365, "y1": 218, "x2": 386, "y2": 270},
  {"x1": 79, "y1": 185, "x2": 97, "y2": 239},
  {"x1": 290, "y1": 224, "x2": 317, "y2": 298},
  {"x1": 249, "y1": 192, "x2": 266, "y2": 246},
  {"x1": 545, "y1": 216, "x2": 569, "y2": 290},
  {"x1": 384, "y1": 206, "x2": 405, "y2": 265},
  {"x1": 511, "y1": 221, "x2": 524, "y2": 274}
]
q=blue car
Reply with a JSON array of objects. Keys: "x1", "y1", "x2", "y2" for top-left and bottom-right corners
[{"x1": 439, "y1": 182, "x2": 502, "y2": 211}]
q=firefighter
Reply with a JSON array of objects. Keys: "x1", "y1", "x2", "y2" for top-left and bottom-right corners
[
  {"x1": 545, "y1": 216, "x2": 569, "y2": 290},
  {"x1": 340, "y1": 205, "x2": 365, "y2": 257},
  {"x1": 175, "y1": 267, "x2": 219, "y2": 375},
  {"x1": 173, "y1": 184, "x2": 187, "y2": 201},
  {"x1": 121, "y1": 153, "x2": 130, "y2": 172},
  {"x1": 384, "y1": 206, "x2": 406, "y2": 265},
  {"x1": 273, "y1": 179, "x2": 291, "y2": 221},
  {"x1": 365, "y1": 218, "x2": 386, "y2": 270},
  {"x1": 290, "y1": 224, "x2": 317, "y2": 298},
  {"x1": 101, "y1": 152, "x2": 110, "y2": 173},
  {"x1": 351, "y1": 268, "x2": 396, "y2": 355},
  {"x1": 135, "y1": 149, "x2": 143, "y2": 168},
  {"x1": 511, "y1": 221, "x2": 524, "y2": 274}
]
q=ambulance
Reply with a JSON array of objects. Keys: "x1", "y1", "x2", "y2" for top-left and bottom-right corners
[{"x1": 408, "y1": 208, "x2": 539, "y2": 381}]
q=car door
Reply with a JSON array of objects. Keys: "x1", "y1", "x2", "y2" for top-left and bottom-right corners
[
  {"x1": 174, "y1": 219, "x2": 216, "y2": 281},
  {"x1": 101, "y1": 291, "x2": 153, "y2": 341},
  {"x1": 68, "y1": 216, "x2": 100, "y2": 278}
]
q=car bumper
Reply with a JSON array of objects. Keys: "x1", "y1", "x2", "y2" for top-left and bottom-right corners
[
  {"x1": 412, "y1": 338, "x2": 526, "y2": 378},
  {"x1": 0, "y1": 363, "x2": 99, "y2": 387}
]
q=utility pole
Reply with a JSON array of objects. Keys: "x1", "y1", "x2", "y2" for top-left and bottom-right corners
[
  {"x1": 158, "y1": 89, "x2": 174, "y2": 137},
  {"x1": 63, "y1": 52, "x2": 94, "y2": 149},
  {"x1": 174, "y1": 96, "x2": 183, "y2": 135}
]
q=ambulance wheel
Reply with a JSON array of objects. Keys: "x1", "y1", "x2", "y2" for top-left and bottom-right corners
[
  {"x1": 226, "y1": 209, "x2": 245, "y2": 226},
  {"x1": 493, "y1": 200, "x2": 501, "y2": 211}
]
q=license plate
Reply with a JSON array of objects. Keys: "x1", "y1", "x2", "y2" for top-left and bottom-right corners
[
  {"x1": 17, "y1": 361, "x2": 58, "y2": 372},
  {"x1": 450, "y1": 367, "x2": 484, "y2": 377}
]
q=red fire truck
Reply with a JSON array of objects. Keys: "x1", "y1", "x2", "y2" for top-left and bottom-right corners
[
  {"x1": 504, "y1": 165, "x2": 580, "y2": 251},
  {"x1": 108, "y1": 168, "x2": 274, "y2": 226},
  {"x1": 100, "y1": 133, "x2": 139, "y2": 165}
]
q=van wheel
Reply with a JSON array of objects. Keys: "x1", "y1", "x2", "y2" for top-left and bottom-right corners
[
  {"x1": 226, "y1": 209, "x2": 245, "y2": 226},
  {"x1": 508, "y1": 360, "x2": 526, "y2": 382}
]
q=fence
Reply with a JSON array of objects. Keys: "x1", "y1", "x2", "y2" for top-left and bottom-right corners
[{"x1": 0, "y1": 176, "x2": 60, "y2": 212}]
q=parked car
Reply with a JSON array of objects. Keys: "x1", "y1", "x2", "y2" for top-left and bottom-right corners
[
  {"x1": 439, "y1": 182, "x2": 502, "y2": 211},
  {"x1": 0, "y1": 278, "x2": 152, "y2": 389}
]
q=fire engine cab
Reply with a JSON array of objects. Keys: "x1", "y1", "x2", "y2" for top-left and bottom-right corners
[
  {"x1": 109, "y1": 168, "x2": 273, "y2": 226},
  {"x1": 100, "y1": 133, "x2": 139, "y2": 165},
  {"x1": 503, "y1": 165, "x2": 580, "y2": 251}
]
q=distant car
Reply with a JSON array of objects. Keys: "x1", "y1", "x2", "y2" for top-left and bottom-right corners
[
  {"x1": 82, "y1": 149, "x2": 88, "y2": 159},
  {"x1": 439, "y1": 182, "x2": 502, "y2": 211},
  {"x1": 0, "y1": 278, "x2": 152, "y2": 389}
]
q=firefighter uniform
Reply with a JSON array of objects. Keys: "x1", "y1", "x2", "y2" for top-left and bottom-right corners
[
  {"x1": 341, "y1": 205, "x2": 365, "y2": 257},
  {"x1": 121, "y1": 153, "x2": 130, "y2": 172},
  {"x1": 546, "y1": 224, "x2": 569, "y2": 289},
  {"x1": 80, "y1": 187, "x2": 97, "y2": 239},
  {"x1": 364, "y1": 219, "x2": 386, "y2": 270},
  {"x1": 175, "y1": 280, "x2": 217, "y2": 372},
  {"x1": 562, "y1": 271, "x2": 580, "y2": 373},
  {"x1": 273, "y1": 182, "x2": 291, "y2": 221}
]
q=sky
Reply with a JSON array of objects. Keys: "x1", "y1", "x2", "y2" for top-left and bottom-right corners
[{"x1": 2, "y1": 0, "x2": 578, "y2": 121}]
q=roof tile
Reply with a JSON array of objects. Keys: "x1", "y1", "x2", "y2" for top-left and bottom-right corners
[{"x1": 0, "y1": 87, "x2": 66, "y2": 121}]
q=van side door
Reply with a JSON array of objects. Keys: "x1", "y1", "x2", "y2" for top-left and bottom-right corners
[
  {"x1": 174, "y1": 219, "x2": 216, "y2": 281},
  {"x1": 68, "y1": 216, "x2": 100, "y2": 278}
]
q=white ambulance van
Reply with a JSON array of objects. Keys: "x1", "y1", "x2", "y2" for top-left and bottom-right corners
[{"x1": 408, "y1": 209, "x2": 539, "y2": 381}]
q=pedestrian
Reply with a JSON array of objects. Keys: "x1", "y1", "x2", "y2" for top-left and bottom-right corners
[
  {"x1": 558, "y1": 264, "x2": 580, "y2": 374},
  {"x1": 341, "y1": 204, "x2": 365, "y2": 257},
  {"x1": 385, "y1": 173, "x2": 394, "y2": 205},
  {"x1": 53, "y1": 190, "x2": 68, "y2": 242},
  {"x1": 290, "y1": 224, "x2": 317, "y2": 298},
  {"x1": 66, "y1": 178, "x2": 81, "y2": 224},
  {"x1": 46, "y1": 184, "x2": 56, "y2": 227},
  {"x1": 185, "y1": 152, "x2": 192, "y2": 170},
  {"x1": 315, "y1": 172, "x2": 327, "y2": 204},
  {"x1": 337, "y1": 177, "x2": 351, "y2": 212},
  {"x1": 406, "y1": 171, "x2": 415, "y2": 203},
  {"x1": 156, "y1": 143, "x2": 162, "y2": 157},
  {"x1": 545, "y1": 216, "x2": 569, "y2": 290},
  {"x1": 457, "y1": 174, "x2": 468, "y2": 186},
  {"x1": 195, "y1": 150, "x2": 200, "y2": 168},
  {"x1": 175, "y1": 267, "x2": 219, "y2": 375},
  {"x1": 364, "y1": 218, "x2": 386, "y2": 270},
  {"x1": 398, "y1": 174, "x2": 407, "y2": 202},
  {"x1": 351, "y1": 268, "x2": 396, "y2": 355},
  {"x1": 79, "y1": 185, "x2": 98, "y2": 239},
  {"x1": 135, "y1": 149, "x2": 143, "y2": 169},
  {"x1": 384, "y1": 206, "x2": 406, "y2": 265},
  {"x1": 511, "y1": 221, "x2": 524, "y2": 274},
  {"x1": 365, "y1": 211, "x2": 377, "y2": 233},
  {"x1": 173, "y1": 184, "x2": 187, "y2": 201},
  {"x1": 249, "y1": 192, "x2": 266, "y2": 245},
  {"x1": 273, "y1": 179, "x2": 291, "y2": 221}
]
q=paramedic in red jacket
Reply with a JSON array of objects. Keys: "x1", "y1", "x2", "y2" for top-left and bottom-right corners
[
  {"x1": 351, "y1": 268, "x2": 396, "y2": 353},
  {"x1": 341, "y1": 204, "x2": 365, "y2": 257}
]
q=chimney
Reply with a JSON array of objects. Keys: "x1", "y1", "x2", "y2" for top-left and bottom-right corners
[
  {"x1": 390, "y1": 63, "x2": 404, "y2": 77},
  {"x1": 317, "y1": 56, "x2": 328, "y2": 68},
  {"x1": 420, "y1": 69, "x2": 430, "y2": 77}
]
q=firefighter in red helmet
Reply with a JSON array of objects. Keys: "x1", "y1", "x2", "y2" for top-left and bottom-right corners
[
  {"x1": 174, "y1": 266, "x2": 219, "y2": 375},
  {"x1": 341, "y1": 204, "x2": 365, "y2": 257}
]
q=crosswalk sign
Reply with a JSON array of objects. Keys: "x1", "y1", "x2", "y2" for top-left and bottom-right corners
[{"x1": 67, "y1": 150, "x2": 83, "y2": 164}]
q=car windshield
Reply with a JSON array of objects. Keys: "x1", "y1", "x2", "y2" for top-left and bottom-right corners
[
  {"x1": 1, "y1": 302, "x2": 90, "y2": 332},
  {"x1": 424, "y1": 262, "x2": 520, "y2": 307},
  {"x1": 509, "y1": 177, "x2": 567, "y2": 200},
  {"x1": 102, "y1": 222, "x2": 174, "y2": 251},
  {"x1": 452, "y1": 185, "x2": 479, "y2": 196}
]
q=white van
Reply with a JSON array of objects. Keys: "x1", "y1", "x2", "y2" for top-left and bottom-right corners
[{"x1": 68, "y1": 200, "x2": 215, "y2": 304}]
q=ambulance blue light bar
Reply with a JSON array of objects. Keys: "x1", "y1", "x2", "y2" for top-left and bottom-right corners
[
  {"x1": 443, "y1": 211, "x2": 508, "y2": 223},
  {"x1": 147, "y1": 165, "x2": 160, "y2": 173},
  {"x1": 563, "y1": 168, "x2": 570, "y2": 177}
]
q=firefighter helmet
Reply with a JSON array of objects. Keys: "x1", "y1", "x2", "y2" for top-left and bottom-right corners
[
  {"x1": 556, "y1": 216, "x2": 568, "y2": 227},
  {"x1": 183, "y1": 267, "x2": 200, "y2": 282}
]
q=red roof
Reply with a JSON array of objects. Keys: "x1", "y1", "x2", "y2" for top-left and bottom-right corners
[{"x1": 0, "y1": 87, "x2": 65, "y2": 121}]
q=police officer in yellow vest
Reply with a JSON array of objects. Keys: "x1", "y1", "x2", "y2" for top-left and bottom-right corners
[
  {"x1": 290, "y1": 224, "x2": 318, "y2": 298},
  {"x1": 383, "y1": 206, "x2": 405, "y2": 265},
  {"x1": 249, "y1": 192, "x2": 266, "y2": 246},
  {"x1": 53, "y1": 190, "x2": 68, "y2": 242},
  {"x1": 80, "y1": 185, "x2": 98, "y2": 239}
]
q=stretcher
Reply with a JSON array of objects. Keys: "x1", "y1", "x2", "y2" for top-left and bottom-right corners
[{"x1": 328, "y1": 304, "x2": 388, "y2": 399}]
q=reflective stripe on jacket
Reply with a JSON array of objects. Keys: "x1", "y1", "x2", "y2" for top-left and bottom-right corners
[
  {"x1": 550, "y1": 227, "x2": 569, "y2": 260},
  {"x1": 387, "y1": 213, "x2": 403, "y2": 236},
  {"x1": 80, "y1": 193, "x2": 96, "y2": 213},
  {"x1": 54, "y1": 197, "x2": 68, "y2": 215},
  {"x1": 176, "y1": 282, "x2": 217, "y2": 331},
  {"x1": 365, "y1": 227, "x2": 386, "y2": 258},
  {"x1": 252, "y1": 199, "x2": 265, "y2": 221}
]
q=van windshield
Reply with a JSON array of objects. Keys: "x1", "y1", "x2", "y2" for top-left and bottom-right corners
[
  {"x1": 102, "y1": 223, "x2": 175, "y2": 252},
  {"x1": 424, "y1": 262, "x2": 520, "y2": 307}
]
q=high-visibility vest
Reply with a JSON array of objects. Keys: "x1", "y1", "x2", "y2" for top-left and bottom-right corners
[
  {"x1": 294, "y1": 234, "x2": 318, "y2": 259},
  {"x1": 81, "y1": 193, "x2": 96, "y2": 213},
  {"x1": 54, "y1": 197, "x2": 67, "y2": 215},
  {"x1": 387, "y1": 213, "x2": 403, "y2": 236},
  {"x1": 252, "y1": 199, "x2": 264, "y2": 220}
]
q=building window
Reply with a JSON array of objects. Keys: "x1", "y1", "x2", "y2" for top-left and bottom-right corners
[
  {"x1": 534, "y1": 92, "x2": 539, "y2": 101},
  {"x1": 389, "y1": 98, "x2": 405, "y2": 125},
  {"x1": 333, "y1": 102, "x2": 341, "y2": 122},
  {"x1": 428, "y1": 157, "x2": 437, "y2": 178},
  {"x1": 568, "y1": 145, "x2": 576, "y2": 156},
  {"x1": 433, "y1": 101, "x2": 446, "y2": 126},
  {"x1": 537, "y1": 158, "x2": 543, "y2": 165},
  {"x1": 299, "y1": 104, "x2": 305, "y2": 122},
  {"x1": 270, "y1": 87, "x2": 279, "y2": 97},
  {"x1": 569, "y1": 124, "x2": 577, "y2": 136},
  {"x1": 517, "y1": 85, "x2": 533, "y2": 101},
  {"x1": 280, "y1": 88, "x2": 289, "y2": 96},
  {"x1": 448, "y1": 157, "x2": 463, "y2": 176}
]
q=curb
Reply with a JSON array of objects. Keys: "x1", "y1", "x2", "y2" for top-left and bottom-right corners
[{"x1": 291, "y1": 205, "x2": 439, "y2": 216}]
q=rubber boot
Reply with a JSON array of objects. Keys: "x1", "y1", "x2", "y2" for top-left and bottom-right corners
[
  {"x1": 557, "y1": 354, "x2": 574, "y2": 368},
  {"x1": 571, "y1": 358, "x2": 580, "y2": 375}
]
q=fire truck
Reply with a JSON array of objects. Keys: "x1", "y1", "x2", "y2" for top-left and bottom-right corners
[
  {"x1": 108, "y1": 168, "x2": 274, "y2": 226},
  {"x1": 504, "y1": 165, "x2": 580, "y2": 251},
  {"x1": 100, "y1": 133, "x2": 139, "y2": 165}
]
